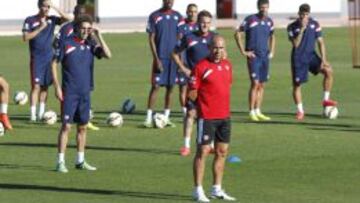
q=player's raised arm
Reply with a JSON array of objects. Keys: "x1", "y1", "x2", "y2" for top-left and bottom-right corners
[
  {"x1": 92, "y1": 26, "x2": 112, "y2": 59},
  {"x1": 48, "y1": 0, "x2": 72, "y2": 23}
]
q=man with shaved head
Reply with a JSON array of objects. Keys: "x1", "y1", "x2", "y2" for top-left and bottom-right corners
[{"x1": 189, "y1": 36, "x2": 236, "y2": 202}]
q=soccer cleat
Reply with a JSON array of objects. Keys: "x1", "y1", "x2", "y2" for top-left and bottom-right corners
[
  {"x1": 256, "y1": 113, "x2": 271, "y2": 121},
  {"x1": 143, "y1": 120, "x2": 153, "y2": 128},
  {"x1": 166, "y1": 119, "x2": 176, "y2": 128},
  {"x1": 296, "y1": 111, "x2": 304, "y2": 120},
  {"x1": 30, "y1": 115, "x2": 37, "y2": 122},
  {"x1": 249, "y1": 113, "x2": 259, "y2": 121},
  {"x1": 193, "y1": 189, "x2": 210, "y2": 202},
  {"x1": 75, "y1": 161, "x2": 97, "y2": 171},
  {"x1": 180, "y1": 147, "x2": 191, "y2": 156},
  {"x1": 210, "y1": 189, "x2": 236, "y2": 201},
  {"x1": 87, "y1": 122, "x2": 100, "y2": 131},
  {"x1": 322, "y1": 99, "x2": 337, "y2": 107},
  {"x1": 0, "y1": 113, "x2": 13, "y2": 130},
  {"x1": 56, "y1": 162, "x2": 69, "y2": 173}
]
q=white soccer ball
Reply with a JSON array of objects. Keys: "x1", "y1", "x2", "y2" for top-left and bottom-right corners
[
  {"x1": 0, "y1": 122, "x2": 4, "y2": 136},
  {"x1": 324, "y1": 106, "x2": 339, "y2": 119},
  {"x1": 153, "y1": 113, "x2": 167, "y2": 129},
  {"x1": 13, "y1": 91, "x2": 28, "y2": 105},
  {"x1": 106, "y1": 112, "x2": 123, "y2": 127},
  {"x1": 43, "y1": 110, "x2": 57, "y2": 125}
]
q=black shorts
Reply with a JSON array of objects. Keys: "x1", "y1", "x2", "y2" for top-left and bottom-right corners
[{"x1": 196, "y1": 118, "x2": 231, "y2": 145}]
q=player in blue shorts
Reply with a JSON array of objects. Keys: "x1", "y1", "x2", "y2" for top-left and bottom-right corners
[
  {"x1": 172, "y1": 10, "x2": 215, "y2": 156},
  {"x1": 144, "y1": 0, "x2": 184, "y2": 128},
  {"x1": 22, "y1": 0, "x2": 71, "y2": 122},
  {"x1": 177, "y1": 3, "x2": 199, "y2": 116},
  {"x1": 288, "y1": 4, "x2": 337, "y2": 120},
  {"x1": 51, "y1": 15, "x2": 112, "y2": 173},
  {"x1": 54, "y1": 5, "x2": 99, "y2": 131},
  {"x1": 235, "y1": 0, "x2": 275, "y2": 122}
]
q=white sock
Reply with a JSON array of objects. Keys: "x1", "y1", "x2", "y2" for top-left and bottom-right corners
[
  {"x1": 38, "y1": 102, "x2": 45, "y2": 119},
  {"x1": 250, "y1": 109, "x2": 256, "y2": 116},
  {"x1": 255, "y1": 108, "x2": 261, "y2": 115},
  {"x1": 0, "y1": 103, "x2": 8, "y2": 114},
  {"x1": 76, "y1": 152, "x2": 85, "y2": 164},
  {"x1": 58, "y1": 153, "x2": 65, "y2": 164},
  {"x1": 164, "y1": 109, "x2": 170, "y2": 119},
  {"x1": 30, "y1": 105, "x2": 36, "y2": 120},
  {"x1": 323, "y1": 91, "x2": 330, "y2": 101},
  {"x1": 212, "y1": 184, "x2": 222, "y2": 192},
  {"x1": 195, "y1": 185, "x2": 204, "y2": 193},
  {"x1": 210, "y1": 141, "x2": 215, "y2": 149},
  {"x1": 182, "y1": 107, "x2": 187, "y2": 116},
  {"x1": 146, "y1": 109, "x2": 153, "y2": 122},
  {"x1": 184, "y1": 137, "x2": 191, "y2": 148},
  {"x1": 297, "y1": 103, "x2": 304, "y2": 113}
]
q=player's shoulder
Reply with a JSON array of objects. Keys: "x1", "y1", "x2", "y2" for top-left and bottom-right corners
[
  {"x1": 287, "y1": 19, "x2": 299, "y2": 29},
  {"x1": 24, "y1": 15, "x2": 37, "y2": 22},
  {"x1": 244, "y1": 14, "x2": 257, "y2": 21},
  {"x1": 309, "y1": 18, "x2": 320, "y2": 25},
  {"x1": 149, "y1": 9, "x2": 161, "y2": 18}
]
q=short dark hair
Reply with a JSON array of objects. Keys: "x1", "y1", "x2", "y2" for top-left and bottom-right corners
[
  {"x1": 187, "y1": 3, "x2": 197, "y2": 10},
  {"x1": 257, "y1": 0, "x2": 269, "y2": 7},
  {"x1": 74, "y1": 14, "x2": 93, "y2": 32},
  {"x1": 38, "y1": 0, "x2": 47, "y2": 8},
  {"x1": 299, "y1": 3, "x2": 311, "y2": 13},
  {"x1": 197, "y1": 10, "x2": 212, "y2": 22},
  {"x1": 74, "y1": 5, "x2": 86, "y2": 16}
]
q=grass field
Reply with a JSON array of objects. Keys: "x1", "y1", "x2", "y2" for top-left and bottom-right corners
[{"x1": 0, "y1": 27, "x2": 360, "y2": 203}]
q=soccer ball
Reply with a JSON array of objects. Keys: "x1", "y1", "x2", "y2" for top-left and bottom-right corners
[
  {"x1": 122, "y1": 98, "x2": 136, "y2": 114},
  {"x1": 0, "y1": 122, "x2": 4, "y2": 136},
  {"x1": 153, "y1": 113, "x2": 167, "y2": 129},
  {"x1": 13, "y1": 91, "x2": 28, "y2": 105},
  {"x1": 324, "y1": 106, "x2": 339, "y2": 119},
  {"x1": 106, "y1": 112, "x2": 123, "y2": 127},
  {"x1": 43, "y1": 110, "x2": 57, "y2": 125}
]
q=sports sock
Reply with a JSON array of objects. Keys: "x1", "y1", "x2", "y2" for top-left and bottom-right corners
[
  {"x1": 30, "y1": 105, "x2": 36, "y2": 120},
  {"x1": 164, "y1": 109, "x2": 170, "y2": 119},
  {"x1": 182, "y1": 107, "x2": 187, "y2": 116},
  {"x1": 297, "y1": 103, "x2": 304, "y2": 113},
  {"x1": 249, "y1": 109, "x2": 256, "y2": 116},
  {"x1": 255, "y1": 108, "x2": 261, "y2": 115},
  {"x1": 58, "y1": 153, "x2": 65, "y2": 164},
  {"x1": 212, "y1": 184, "x2": 222, "y2": 192},
  {"x1": 195, "y1": 185, "x2": 204, "y2": 193},
  {"x1": 76, "y1": 152, "x2": 85, "y2": 164},
  {"x1": 323, "y1": 91, "x2": 330, "y2": 101},
  {"x1": 0, "y1": 103, "x2": 8, "y2": 114},
  {"x1": 38, "y1": 102, "x2": 45, "y2": 119},
  {"x1": 146, "y1": 109, "x2": 153, "y2": 122},
  {"x1": 184, "y1": 137, "x2": 191, "y2": 148}
]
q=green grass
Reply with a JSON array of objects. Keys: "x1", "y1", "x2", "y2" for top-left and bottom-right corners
[{"x1": 0, "y1": 27, "x2": 360, "y2": 203}]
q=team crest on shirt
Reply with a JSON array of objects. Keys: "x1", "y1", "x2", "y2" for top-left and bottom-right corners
[
  {"x1": 166, "y1": 15, "x2": 170, "y2": 20},
  {"x1": 267, "y1": 22, "x2": 271, "y2": 26},
  {"x1": 310, "y1": 24, "x2": 315, "y2": 29},
  {"x1": 32, "y1": 21, "x2": 40, "y2": 27},
  {"x1": 261, "y1": 21, "x2": 265, "y2": 25},
  {"x1": 80, "y1": 45, "x2": 85, "y2": 50},
  {"x1": 202, "y1": 39, "x2": 207, "y2": 44},
  {"x1": 174, "y1": 15, "x2": 178, "y2": 20},
  {"x1": 217, "y1": 66, "x2": 222, "y2": 71}
]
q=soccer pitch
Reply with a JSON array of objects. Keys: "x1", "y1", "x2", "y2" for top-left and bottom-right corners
[{"x1": 0, "y1": 28, "x2": 360, "y2": 203}]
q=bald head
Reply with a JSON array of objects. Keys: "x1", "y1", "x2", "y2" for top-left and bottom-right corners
[{"x1": 210, "y1": 35, "x2": 226, "y2": 62}]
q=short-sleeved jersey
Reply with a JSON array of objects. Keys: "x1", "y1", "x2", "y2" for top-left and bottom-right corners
[
  {"x1": 146, "y1": 9, "x2": 184, "y2": 59},
  {"x1": 239, "y1": 14, "x2": 274, "y2": 57},
  {"x1": 22, "y1": 15, "x2": 62, "y2": 57},
  {"x1": 287, "y1": 18, "x2": 322, "y2": 59},
  {"x1": 189, "y1": 58, "x2": 232, "y2": 119},
  {"x1": 175, "y1": 31, "x2": 215, "y2": 69},
  {"x1": 55, "y1": 36, "x2": 103, "y2": 94},
  {"x1": 179, "y1": 19, "x2": 199, "y2": 36}
]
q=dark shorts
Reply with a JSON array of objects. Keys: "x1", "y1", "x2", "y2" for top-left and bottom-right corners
[
  {"x1": 292, "y1": 53, "x2": 322, "y2": 84},
  {"x1": 196, "y1": 118, "x2": 231, "y2": 145},
  {"x1": 176, "y1": 71, "x2": 190, "y2": 86},
  {"x1": 30, "y1": 56, "x2": 53, "y2": 87},
  {"x1": 185, "y1": 100, "x2": 197, "y2": 111},
  {"x1": 247, "y1": 56, "x2": 270, "y2": 83},
  {"x1": 151, "y1": 59, "x2": 178, "y2": 86},
  {"x1": 61, "y1": 92, "x2": 91, "y2": 125}
]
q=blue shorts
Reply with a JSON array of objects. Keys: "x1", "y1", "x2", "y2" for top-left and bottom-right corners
[
  {"x1": 176, "y1": 71, "x2": 190, "y2": 86},
  {"x1": 247, "y1": 56, "x2": 270, "y2": 83},
  {"x1": 30, "y1": 55, "x2": 53, "y2": 87},
  {"x1": 185, "y1": 100, "x2": 197, "y2": 110},
  {"x1": 152, "y1": 59, "x2": 178, "y2": 86},
  {"x1": 61, "y1": 92, "x2": 91, "y2": 125},
  {"x1": 292, "y1": 53, "x2": 322, "y2": 84}
]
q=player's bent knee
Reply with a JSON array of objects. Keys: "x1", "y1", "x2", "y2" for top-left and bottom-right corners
[{"x1": 216, "y1": 147, "x2": 228, "y2": 157}]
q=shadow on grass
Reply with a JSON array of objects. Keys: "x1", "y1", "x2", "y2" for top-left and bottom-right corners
[
  {"x1": 0, "y1": 163, "x2": 48, "y2": 170},
  {"x1": 0, "y1": 183, "x2": 191, "y2": 201},
  {"x1": 0, "y1": 143, "x2": 178, "y2": 156}
]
